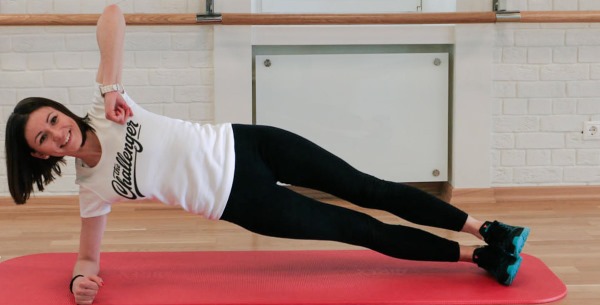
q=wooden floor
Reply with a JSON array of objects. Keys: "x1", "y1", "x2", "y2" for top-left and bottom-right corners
[{"x1": 0, "y1": 193, "x2": 598, "y2": 305}]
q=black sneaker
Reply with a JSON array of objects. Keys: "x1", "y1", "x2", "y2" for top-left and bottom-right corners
[
  {"x1": 480, "y1": 220, "x2": 530, "y2": 256},
  {"x1": 473, "y1": 245, "x2": 522, "y2": 286}
]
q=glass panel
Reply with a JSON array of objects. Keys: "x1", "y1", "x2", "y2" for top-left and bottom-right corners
[
  {"x1": 258, "y1": 0, "x2": 422, "y2": 13},
  {"x1": 255, "y1": 48, "x2": 449, "y2": 182},
  {"x1": 255, "y1": 0, "x2": 456, "y2": 13}
]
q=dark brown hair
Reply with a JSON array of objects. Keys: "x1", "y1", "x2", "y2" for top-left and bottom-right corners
[{"x1": 5, "y1": 97, "x2": 94, "y2": 204}]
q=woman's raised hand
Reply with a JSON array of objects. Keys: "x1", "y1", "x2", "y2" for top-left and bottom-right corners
[{"x1": 104, "y1": 91, "x2": 133, "y2": 124}]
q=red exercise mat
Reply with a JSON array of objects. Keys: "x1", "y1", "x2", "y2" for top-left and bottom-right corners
[{"x1": 0, "y1": 250, "x2": 566, "y2": 305}]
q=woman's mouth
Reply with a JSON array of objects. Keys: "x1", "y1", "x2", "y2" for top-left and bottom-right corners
[{"x1": 61, "y1": 130, "x2": 71, "y2": 148}]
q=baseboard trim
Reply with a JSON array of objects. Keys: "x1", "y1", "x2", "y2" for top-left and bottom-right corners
[
  {"x1": 0, "y1": 195, "x2": 157, "y2": 206},
  {"x1": 442, "y1": 184, "x2": 496, "y2": 204},
  {"x1": 3, "y1": 184, "x2": 600, "y2": 206},
  {"x1": 444, "y1": 184, "x2": 600, "y2": 204},
  {"x1": 493, "y1": 185, "x2": 600, "y2": 202},
  {"x1": 0, "y1": 195, "x2": 73, "y2": 205}
]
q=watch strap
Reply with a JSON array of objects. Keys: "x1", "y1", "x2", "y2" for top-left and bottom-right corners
[{"x1": 99, "y1": 83, "x2": 124, "y2": 96}]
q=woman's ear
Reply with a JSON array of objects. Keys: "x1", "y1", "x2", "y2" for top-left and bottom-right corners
[{"x1": 30, "y1": 151, "x2": 50, "y2": 159}]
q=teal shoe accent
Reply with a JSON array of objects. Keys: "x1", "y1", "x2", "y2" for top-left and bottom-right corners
[
  {"x1": 504, "y1": 255, "x2": 523, "y2": 286},
  {"x1": 511, "y1": 227, "x2": 530, "y2": 256}
]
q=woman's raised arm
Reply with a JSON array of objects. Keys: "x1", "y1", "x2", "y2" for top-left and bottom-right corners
[{"x1": 95, "y1": 4, "x2": 132, "y2": 125}]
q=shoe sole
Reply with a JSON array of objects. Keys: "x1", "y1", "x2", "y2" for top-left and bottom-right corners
[
  {"x1": 504, "y1": 255, "x2": 523, "y2": 286},
  {"x1": 511, "y1": 227, "x2": 530, "y2": 256}
]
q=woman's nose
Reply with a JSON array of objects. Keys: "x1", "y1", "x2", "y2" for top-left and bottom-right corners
[{"x1": 48, "y1": 129, "x2": 61, "y2": 141}]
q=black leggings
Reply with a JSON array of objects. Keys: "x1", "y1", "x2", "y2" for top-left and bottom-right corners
[{"x1": 220, "y1": 124, "x2": 468, "y2": 262}]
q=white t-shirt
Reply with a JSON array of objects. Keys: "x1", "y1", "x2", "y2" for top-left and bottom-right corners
[{"x1": 75, "y1": 85, "x2": 235, "y2": 219}]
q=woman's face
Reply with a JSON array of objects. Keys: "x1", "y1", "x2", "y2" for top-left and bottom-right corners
[{"x1": 24, "y1": 106, "x2": 83, "y2": 159}]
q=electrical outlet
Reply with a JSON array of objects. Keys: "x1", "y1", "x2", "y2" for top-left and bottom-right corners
[{"x1": 583, "y1": 121, "x2": 600, "y2": 140}]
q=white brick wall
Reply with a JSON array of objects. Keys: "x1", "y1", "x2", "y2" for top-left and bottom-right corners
[
  {"x1": 0, "y1": 1, "x2": 212, "y2": 197},
  {"x1": 494, "y1": 0, "x2": 600, "y2": 186}
]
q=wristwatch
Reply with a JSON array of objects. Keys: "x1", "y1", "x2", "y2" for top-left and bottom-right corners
[{"x1": 99, "y1": 83, "x2": 124, "y2": 97}]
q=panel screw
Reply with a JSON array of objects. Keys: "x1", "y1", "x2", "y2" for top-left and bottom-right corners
[
  {"x1": 432, "y1": 169, "x2": 440, "y2": 177},
  {"x1": 433, "y1": 58, "x2": 442, "y2": 66},
  {"x1": 264, "y1": 59, "x2": 271, "y2": 67}
]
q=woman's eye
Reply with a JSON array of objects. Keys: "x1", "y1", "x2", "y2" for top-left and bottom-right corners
[
  {"x1": 40, "y1": 134, "x2": 47, "y2": 144},
  {"x1": 50, "y1": 116, "x2": 57, "y2": 124}
]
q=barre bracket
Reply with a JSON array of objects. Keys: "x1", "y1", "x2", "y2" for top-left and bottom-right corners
[
  {"x1": 197, "y1": 0, "x2": 222, "y2": 23},
  {"x1": 496, "y1": 10, "x2": 522, "y2": 22}
]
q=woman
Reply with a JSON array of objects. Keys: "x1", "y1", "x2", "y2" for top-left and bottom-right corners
[{"x1": 5, "y1": 5, "x2": 529, "y2": 305}]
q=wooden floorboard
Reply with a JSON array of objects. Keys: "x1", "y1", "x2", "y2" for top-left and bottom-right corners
[{"x1": 0, "y1": 195, "x2": 598, "y2": 304}]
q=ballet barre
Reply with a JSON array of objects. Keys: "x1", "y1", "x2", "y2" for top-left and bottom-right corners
[{"x1": 1, "y1": 11, "x2": 600, "y2": 26}]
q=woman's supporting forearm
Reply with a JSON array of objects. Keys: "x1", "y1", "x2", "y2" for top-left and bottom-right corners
[
  {"x1": 73, "y1": 215, "x2": 106, "y2": 276},
  {"x1": 71, "y1": 215, "x2": 106, "y2": 304}
]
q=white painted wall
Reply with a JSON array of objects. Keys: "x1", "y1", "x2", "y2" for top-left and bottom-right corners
[
  {"x1": 214, "y1": 1, "x2": 494, "y2": 188},
  {"x1": 1, "y1": 0, "x2": 599, "y2": 199}
]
